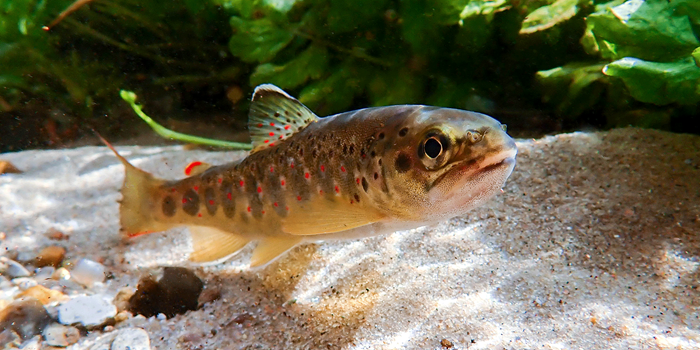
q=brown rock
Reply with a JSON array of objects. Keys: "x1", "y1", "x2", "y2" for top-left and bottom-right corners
[
  {"x1": 0, "y1": 160, "x2": 22, "y2": 174},
  {"x1": 34, "y1": 246, "x2": 66, "y2": 267},
  {"x1": 0, "y1": 297, "x2": 51, "y2": 340},
  {"x1": 18, "y1": 285, "x2": 69, "y2": 305}
]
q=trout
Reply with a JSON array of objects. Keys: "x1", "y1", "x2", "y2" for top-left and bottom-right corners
[{"x1": 104, "y1": 84, "x2": 517, "y2": 267}]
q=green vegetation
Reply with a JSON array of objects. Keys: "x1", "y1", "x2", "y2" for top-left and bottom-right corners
[{"x1": 2, "y1": 0, "x2": 699, "y2": 144}]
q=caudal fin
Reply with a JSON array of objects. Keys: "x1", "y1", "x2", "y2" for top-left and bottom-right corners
[{"x1": 96, "y1": 134, "x2": 170, "y2": 239}]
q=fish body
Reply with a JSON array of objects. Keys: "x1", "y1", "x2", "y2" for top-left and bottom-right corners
[{"x1": 106, "y1": 85, "x2": 517, "y2": 267}]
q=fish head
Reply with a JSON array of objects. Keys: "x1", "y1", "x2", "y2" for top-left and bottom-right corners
[{"x1": 381, "y1": 107, "x2": 517, "y2": 222}]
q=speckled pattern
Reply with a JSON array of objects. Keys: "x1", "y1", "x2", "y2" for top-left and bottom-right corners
[{"x1": 1, "y1": 128, "x2": 699, "y2": 349}]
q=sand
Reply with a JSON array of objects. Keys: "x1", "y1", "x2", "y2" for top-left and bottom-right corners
[{"x1": 1, "y1": 127, "x2": 699, "y2": 349}]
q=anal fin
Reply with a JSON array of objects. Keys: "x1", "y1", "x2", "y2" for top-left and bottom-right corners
[
  {"x1": 189, "y1": 226, "x2": 250, "y2": 263},
  {"x1": 250, "y1": 237, "x2": 303, "y2": 267}
]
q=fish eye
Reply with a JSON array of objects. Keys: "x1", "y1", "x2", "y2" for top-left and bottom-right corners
[{"x1": 424, "y1": 137, "x2": 442, "y2": 159}]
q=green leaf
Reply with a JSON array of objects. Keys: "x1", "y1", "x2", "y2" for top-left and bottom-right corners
[
  {"x1": 459, "y1": 0, "x2": 510, "y2": 23},
  {"x1": 603, "y1": 56, "x2": 700, "y2": 105},
  {"x1": 228, "y1": 16, "x2": 295, "y2": 63},
  {"x1": 586, "y1": 0, "x2": 700, "y2": 61},
  {"x1": 519, "y1": 0, "x2": 579, "y2": 34},
  {"x1": 250, "y1": 45, "x2": 329, "y2": 88},
  {"x1": 368, "y1": 68, "x2": 425, "y2": 106},
  {"x1": 537, "y1": 62, "x2": 607, "y2": 117},
  {"x1": 298, "y1": 61, "x2": 370, "y2": 115},
  {"x1": 327, "y1": 0, "x2": 389, "y2": 33}
]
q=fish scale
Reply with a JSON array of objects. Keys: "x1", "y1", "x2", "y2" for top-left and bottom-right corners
[{"x1": 101, "y1": 84, "x2": 517, "y2": 267}]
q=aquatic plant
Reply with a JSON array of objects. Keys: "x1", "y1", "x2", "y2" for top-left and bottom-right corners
[{"x1": 1, "y1": 0, "x2": 698, "y2": 141}]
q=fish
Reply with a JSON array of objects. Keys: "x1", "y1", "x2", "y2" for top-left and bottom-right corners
[{"x1": 102, "y1": 84, "x2": 517, "y2": 267}]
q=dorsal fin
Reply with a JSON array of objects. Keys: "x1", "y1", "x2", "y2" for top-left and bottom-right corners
[{"x1": 248, "y1": 84, "x2": 319, "y2": 152}]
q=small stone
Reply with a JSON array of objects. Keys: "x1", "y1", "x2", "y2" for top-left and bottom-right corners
[
  {"x1": 71, "y1": 258, "x2": 106, "y2": 287},
  {"x1": 440, "y1": 338, "x2": 454, "y2": 348},
  {"x1": 18, "y1": 335, "x2": 41, "y2": 350},
  {"x1": 0, "y1": 328, "x2": 21, "y2": 347},
  {"x1": 46, "y1": 228, "x2": 68, "y2": 241},
  {"x1": 18, "y1": 285, "x2": 68, "y2": 305},
  {"x1": 52, "y1": 267, "x2": 71, "y2": 280},
  {"x1": 0, "y1": 297, "x2": 52, "y2": 340},
  {"x1": 114, "y1": 310, "x2": 131, "y2": 323},
  {"x1": 43, "y1": 323, "x2": 80, "y2": 347},
  {"x1": 34, "y1": 266, "x2": 55, "y2": 280},
  {"x1": 111, "y1": 327, "x2": 151, "y2": 350},
  {"x1": 128, "y1": 267, "x2": 203, "y2": 318},
  {"x1": 34, "y1": 246, "x2": 66, "y2": 268},
  {"x1": 1, "y1": 257, "x2": 31, "y2": 278},
  {"x1": 113, "y1": 287, "x2": 136, "y2": 312},
  {"x1": 0, "y1": 160, "x2": 22, "y2": 174},
  {"x1": 57, "y1": 295, "x2": 117, "y2": 327}
]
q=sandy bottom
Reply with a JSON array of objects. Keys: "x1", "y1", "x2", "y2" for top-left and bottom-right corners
[{"x1": 1, "y1": 128, "x2": 699, "y2": 349}]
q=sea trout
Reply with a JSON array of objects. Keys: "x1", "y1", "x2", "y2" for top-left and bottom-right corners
[{"x1": 104, "y1": 84, "x2": 517, "y2": 267}]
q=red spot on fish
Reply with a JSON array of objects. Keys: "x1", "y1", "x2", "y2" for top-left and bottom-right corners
[
  {"x1": 290, "y1": 163, "x2": 295, "y2": 169},
  {"x1": 269, "y1": 143, "x2": 275, "y2": 147},
  {"x1": 184, "y1": 161, "x2": 202, "y2": 176},
  {"x1": 193, "y1": 186, "x2": 199, "y2": 192},
  {"x1": 262, "y1": 210, "x2": 266, "y2": 214},
  {"x1": 297, "y1": 196, "x2": 302, "y2": 201},
  {"x1": 274, "y1": 202, "x2": 279, "y2": 207},
  {"x1": 350, "y1": 200, "x2": 354, "y2": 204},
  {"x1": 284, "y1": 125, "x2": 291, "y2": 130},
  {"x1": 182, "y1": 198, "x2": 187, "y2": 204},
  {"x1": 270, "y1": 166, "x2": 274, "y2": 172},
  {"x1": 279, "y1": 135, "x2": 284, "y2": 139},
  {"x1": 171, "y1": 188, "x2": 176, "y2": 192},
  {"x1": 239, "y1": 180, "x2": 244, "y2": 187},
  {"x1": 209, "y1": 200, "x2": 215, "y2": 205},
  {"x1": 281, "y1": 180, "x2": 286, "y2": 186},
  {"x1": 269, "y1": 132, "x2": 274, "y2": 137},
  {"x1": 320, "y1": 165, "x2": 325, "y2": 172},
  {"x1": 335, "y1": 186, "x2": 340, "y2": 193},
  {"x1": 319, "y1": 190, "x2": 323, "y2": 194},
  {"x1": 257, "y1": 186, "x2": 262, "y2": 193},
  {"x1": 286, "y1": 206, "x2": 289, "y2": 211},
  {"x1": 264, "y1": 140, "x2": 269, "y2": 143},
  {"x1": 305, "y1": 172, "x2": 310, "y2": 179},
  {"x1": 341, "y1": 166, "x2": 346, "y2": 172},
  {"x1": 356, "y1": 178, "x2": 360, "y2": 184},
  {"x1": 247, "y1": 206, "x2": 251, "y2": 212},
  {"x1": 218, "y1": 178, "x2": 222, "y2": 184},
  {"x1": 257, "y1": 123, "x2": 263, "y2": 127},
  {"x1": 270, "y1": 122, "x2": 275, "y2": 126},
  {"x1": 227, "y1": 192, "x2": 232, "y2": 200},
  {"x1": 197, "y1": 213, "x2": 202, "y2": 217}
]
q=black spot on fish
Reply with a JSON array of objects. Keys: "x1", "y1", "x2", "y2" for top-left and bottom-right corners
[
  {"x1": 182, "y1": 189, "x2": 200, "y2": 216},
  {"x1": 371, "y1": 151, "x2": 376, "y2": 158},
  {"x1": 354, "y1": 194, "x2": 360, "y2": 203},
  {"x1": 343, "y1": 144, "x2": 348, "y2": 154},
  {"x1": 378, "y1": 159, "x2": 383, "y2": 166},
  {"x1": 362, "y1": 177, "x2": 369, "y2": 192},
  {"x1": 349, "y1": 145, "x2": 355, "y2": 154},
  {"x1": 204, "y1": 188, "x2": 217, "y2": 215},
  {"x1": 395, "y1": 153, "x2": 412, "y2": 173},
  {"x1": 378, "y1": 132, "x2": 385, "y2": 140},
  {"x1": 399, "y1": 128, "x2": 409, "y2": 137},
  {"x1": 374, "y1": 172, "x2": 378, "y2": 180},
  {"x1": 162, "y1": 196, "x2": 176, "y2": 217},
  {"x1": 221, "y1": 181, "x2": 235, "y2": 218}
]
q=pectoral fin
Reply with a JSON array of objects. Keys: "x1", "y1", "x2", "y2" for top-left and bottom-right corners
[
  {"x1": 189, "y1": 226, "x2": 250, "y2": 263},
  {"x1": 250, "y1": 237, "x2": 303, "y2": 267}
]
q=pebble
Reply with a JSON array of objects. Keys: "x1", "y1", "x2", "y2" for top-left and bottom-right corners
[
  {"x1": 34, "y1": 246, "x2": 66, "y2": 268},
  {"x1": 0, "y1": 297, "x2": 52, "y2": 340},
  {"x1": 43, "y1": 323, "x2": 81, "y2": 347},
  {"x1": 57, "y1": 295, "x2": 117, "y2": 327},
  {"x1": 18, "y1": 285, "x2": 68, "y2": 305},
  {"x1": 52, "y1": 267, "x2": 71, "y2": 280},
  {"x1": 111, "y1": 327, "x2": 151, "y2": 350},
  {"x1": 18, "y1": 336, "x2": 41, "y2": 350},
  {"x1": 71, "y1": 258, "x2": 106, "y2": 287},
  {"x1": 34, "y1": 266, "x2": 55, "y2": 280},
  {"x1": 1, "y1": 257, "x2": 31, "y2": 278},
  {"x1": 0, "y1": 328, "x2": 21, "y2": 347}
]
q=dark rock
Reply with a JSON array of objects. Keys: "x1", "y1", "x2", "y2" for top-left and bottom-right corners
[
  {"x1": 0, "y1": 297, "x2": 52, "y2": 340},
  {"x1": 128, "y1": 267, "x2": 203, "y2": 318}
]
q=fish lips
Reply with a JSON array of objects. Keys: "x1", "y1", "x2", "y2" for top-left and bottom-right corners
[{"x1": 427, "y1": 147, "x2": 517, "y2": 217}]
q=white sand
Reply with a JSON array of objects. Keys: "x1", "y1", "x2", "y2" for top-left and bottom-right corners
[{"x1": 1, "y1": 128, "x2": 699, "y2": 349}]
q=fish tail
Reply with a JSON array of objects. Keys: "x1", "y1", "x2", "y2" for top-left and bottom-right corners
[{"x1": 96, "y1": 133, "x2": 169, "y2": 239}]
